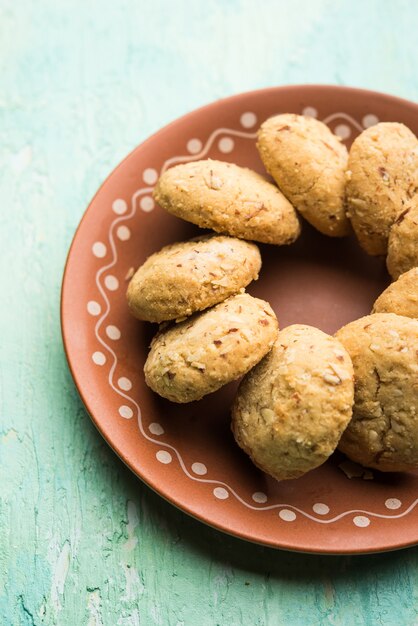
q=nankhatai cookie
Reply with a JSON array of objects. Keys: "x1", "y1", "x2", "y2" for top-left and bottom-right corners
[
  {"x1": 231, "y1": 325, "x2": 354, "y2": 480},
  {"x1": 127, "y1": 235, "x2": 261, "y2": 322},
  {"x1": 144, "y1": 293, "x2": 278, "y2": 403},
  {"x1": 336, "y1": 313, "x2": 418, "y2": 472},
  {"x1": 386, "y1": 196, "x2": 418, "y2": 279},
  {"x1": 153, "y1": 159, "x2": 301, "y2": 245},
  {"x1": 372, "y1": 268, "x2": 418, "y2": 319},
  {"x1": 346, "y1": 122, "x2": 418, "y2": 256},
  {"x1": 256, "y1": 114, "x2": 350, "y2": 237}
]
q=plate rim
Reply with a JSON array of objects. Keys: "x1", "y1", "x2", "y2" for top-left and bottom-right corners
[{"x1": 61, "y1": 84, "x2": 418, "y2": 555}]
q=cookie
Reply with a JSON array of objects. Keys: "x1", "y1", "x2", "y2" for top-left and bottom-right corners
[
  {"x1": 335, "y1": 313, "x2": 418, "y2": 472},
  {"x1": 372, "y1": 268, "x2": 418, "y2": 319},
  {"x1": 153, "y1": 159, "x2": 301, "y2": 245},
  {"x1": 386, "y1": 196, "x2": 418, "y2": 279},
  {"x1": 346, "y1": 122, "x2": 418, "y2": 256},
  {"x1": 127, "y1": 235, "x2": 261, "y2": 323},
  {"x1": 256, "y1": 113, "x2": 350, "y2": 237},
  {"x1": 144, "y1": 293, "x2": 278, "y2": 403},
  {"x1": 231, "y1": 325, "x2": 354, "y2": 481}
]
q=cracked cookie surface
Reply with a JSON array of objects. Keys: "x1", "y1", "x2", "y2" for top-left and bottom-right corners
[
  {"x1": 256, "y1": 114, "x2": 350, "y2": 237},
  {"x1": 346, "y1": 122, "x2": 418, "y2": 256},
  {"x1": 153, "y1": 159, "x2": 300, "y2": 245},
  {"x1": 386, "y1": 196, "x2": 418, "y2": 279},
  {"x1": 127, "y1": 235, "x2": 261, "y2": 322},
  {"x1": 231, "y1": 324, "x2": 354, "y2": 480},
  {"x1": 144, "y1": 292, "x2": 278, "y2": 403},
  {"x1": 373, "y1": 267, "x2": 418, "y2": 319},
  {"x1": 336, "y1": 313, "x2": 418, "y2": 471}
]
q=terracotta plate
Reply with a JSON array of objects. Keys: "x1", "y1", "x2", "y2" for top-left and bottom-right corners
[{"x1": 61, "y1": 85, "x2": 418, "y2": 554}]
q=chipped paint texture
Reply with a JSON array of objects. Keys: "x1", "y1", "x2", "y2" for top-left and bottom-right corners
[{"x1": 1, "y1": 1, "x2": 418, "y2": 624}]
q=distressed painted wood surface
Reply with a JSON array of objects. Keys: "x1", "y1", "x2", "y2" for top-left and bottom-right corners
[{"x1": 1, "y1": 1, "x2": 418, "y2": 624}]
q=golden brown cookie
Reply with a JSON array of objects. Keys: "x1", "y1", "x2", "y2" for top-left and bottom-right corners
[
  {"x1": 231, "y1": 325, "x2": 354, "y2": 480},
  {"x1": 386, "y1": 197, "x2": 418, "y2": 279},
  {"x1": 126, "y1": 235, "x2": 261, "y2": 323},
  {"x1": 336, "y1": 313, "x2": 418, "y2": 472},
  {"x1": 153, "y1": 159, "x2": 301, "y2": 245},
  {"x1": 372, "y1": 268, "x2": 418, "y2": 319},
  {"x1": 346, "y1": 122, "x2": 418, "y2": 256},
  {"x1": 256, "y1": 113, "x2": 350, "y2": 237},
  {"x1": 144, "y1": 293, "x2": 278, "y2": 403}
]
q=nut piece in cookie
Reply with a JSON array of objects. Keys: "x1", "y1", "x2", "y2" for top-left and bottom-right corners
[
  {"x1": 336, "y1": 313, "x2": 418, "y2": 472},
  {"x1": 153, "y1": 159, "x2": 300, "y2": 245},
  {"x1": 232, "y1": 324, "x2": 354, "y2": 480},
  {"x1": 346, "y1": 122, "x2": 418, "y2": 256},
  {"x1": 144, "y1": 293, "x2": 278, "y2": 403},
  {"x1": 386, "y1": 196, "x2": 418, "y2": 279},
  {"x1": 127, "y1": 235, "x2": 262, "y2": 322},
  {"x1": 372, "y1": 268, "x2": 418, "y2": 319},
  {"x1": 257, "y1": 113, "x2": 350, "y2": 237}
]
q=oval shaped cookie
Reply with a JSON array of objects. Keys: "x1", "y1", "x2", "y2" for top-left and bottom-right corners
[
  {"x1": 372, "y1": 268, "x2": 418, "y2": 319},
  {"x1": 386, "y1": 196, "x2": 418, "y2": 279},
  {"x1": 336, "y1": 313, "x2": 418, "y2": 472},
  {"x1": 144, "y1": 293, "x2": 278, "y2": 403},
  {"x1": 346, "y1": 122, "x2": 418, "y2": 256},
  {"x1": 256, "y1": 114, "x2": 350, "y2": 237},
  {"x1": 153, "y1": 159, "x2": 300, "y2": 245},
  {"x1": 231, "y1": 325, "x2": 354, "y2": 481},
  {"x1": 127, "y1": 235, "x2": 261, "y2": 322}
]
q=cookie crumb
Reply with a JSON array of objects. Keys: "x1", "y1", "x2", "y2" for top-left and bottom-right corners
[
  {"x1": 125, "y1": 267, "x2": 135, "y2": 281},
  {"x1": 338, "y1": 460, "x2": 374, "y2": 480}
]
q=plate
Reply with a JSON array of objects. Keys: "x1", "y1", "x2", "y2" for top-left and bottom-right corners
[{"x1": 61, "y1": 85, "x2": 418, "y2": 554}]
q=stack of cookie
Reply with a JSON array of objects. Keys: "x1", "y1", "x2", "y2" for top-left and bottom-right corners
[
  {"x1": 345, "y1": 122, "x2": 418, "y2": 275},
  {"x1": 126, "y1": 113, "x2": 418, "y2": 481},
  {"x1": 127, "y1": 234, "x2": 279, "y2": 403}
]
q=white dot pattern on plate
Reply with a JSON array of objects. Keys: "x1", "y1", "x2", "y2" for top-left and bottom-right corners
[
  {"x1": 149, "y1": 422, "x2": 164, "y2": 436},
  {"x1": 362, "y1": 113, "x2": 379, "y2": 128},
  {"x1": 112, "y1": 198, "x2": 128, "y2": 215},
  {"x1": 187, "y1": 138, "x2": 202, "y2": 154},
  {"x1": 213, "y1": 487, "x2": 229, "y2": 500},
  {"x1": 156, "y1": 450, "x2": 172, "y2": 464},
  {"x1": 140, "y1": 196, "x2": 155, "y2": 212},
  {"x1": 252, "y1": 492, "x2": 267, "y2": 504},
  {"x1": 302, "y1": 106, "x2": 318, "y2": 118},
  {"x1": 106, "y1": 325, "x2": 121, "y2": 340},
  {"x1": 218, "y1": 137, "x2": 234, "y2": 153},
  {"x1": 92, "y1": 351, "x2": 106, "y2": 366},
  {"x1": 104, "y1": 275, "x2": 119, "y2": 291},
  {"x1": 142, "y1": 168, "x2": 158, "y2": 185},
  {"x1": 116, "y1": 225, "x2": 131, "y2": 241},
  {"x1": 191, "y1": 462, "x2": 207, "y2": 476},
  {"x1": 353, "y1": 515, "x2": 370, "y2": 527},
  {"x1": 240, "y1": 112, "x2": 257, "y2": 128},
  {"x1": 117, "y1": 377, "x2": 132, "y2": 391},
  {"x1": 87, "y1": 300, "x2": 101, "y2": 316},
  {"x1": 312, "y1": 503, "x2": 330, "y2": 515},
  {"x1": 334, "y1": 124, "x2": 351, "y2": 139},
  {"x1": 92, "y1": 241, "x2": 107, "y2": 258},
  {"x1": 279, "y1": 509, "x2": 297, "y2": 522},
  {"x1": 119, "y1": 405, "x2": 133, "y2": 419},
  {"x1": 385, "y1": 498, "x2": 402, "y2": 510}
]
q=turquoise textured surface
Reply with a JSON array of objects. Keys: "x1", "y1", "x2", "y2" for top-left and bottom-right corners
[{"x1": 1, "y1": 1, "x2": 418, "y2": 624}]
